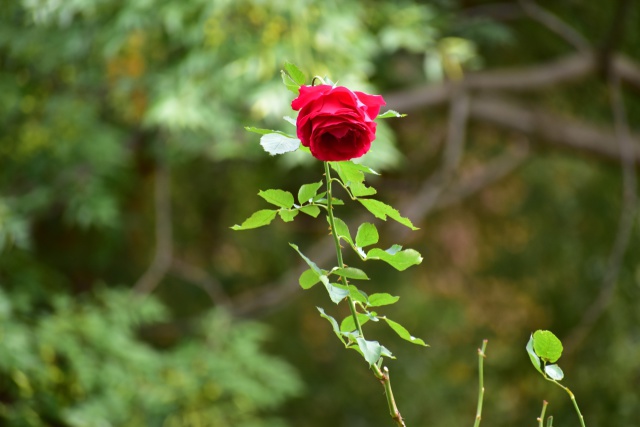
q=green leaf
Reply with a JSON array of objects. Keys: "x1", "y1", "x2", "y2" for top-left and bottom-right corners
[
  {"x1": 331, "y1": 217, "x2": 352, "y2": 244},
  {"x1": 324, "y1": 282, "x2": 350, "y2": 304},
  {"x1": 260, "y1": 133, "x2": 301, "y2": 155},
  {"x1": 330, "y1": 161, "x2": 365, "y2": 186},
  {"x1": 281, "y1": 70, "x2": 300, "y2": 94},
  {"x1": 299, "y1": 205, "x2": 320, "y2": 218},
  {"x1": 279, "y1": 209, "x2": 298, "y2": 222},
  {"x1": 348, "y1": 285, "x2": 368, "y2": 304},
  {"x1": 367, "y1": 247, "x2": 423, "y2": 271},
  {"x1": 340, "y1": 313, "x2": 371, "y2": 333},
  {"x1": 533, "y1": 330, "x2": 564, "y2": 363},
  {"x1": 231, "y1": 209, "x2": 277, "y2": 230},
  {"x1": 526, "y1": 334, "x2": 544, "y2": 375},
  {"x1": 349, "y1": 181, "x2": 377, "y2": 197},
  {"x1": 289, "y1": 243, "x2": 323, "y2": 275},
  {"x1": 356, "y1": 337, "x2": 383, "y2": 366},
  {"x1": 358, "y1": 199, "x2": 418, "y2": 230},
  {"x1": 245, "y1": 126, "x2": 295, "y2": 137},
  {"x1": 382, "y1": 317, "x2": 428, "y2": 346},
  {"x1": 355, "y1": 223, "x2": 379, "y2": 248},
  {"x1": 368, "y1": 293, "x2": 399, "y2": 307},
  {"x1": 544, "y1": 364, "x2": 564, "y2": 381},
  {"x1": 317, "y1": 307, "x2": 346, "y2": 345},
  {"x1": 283, "y1": 61, "x2": 306, "y2": 86},
  {"x1": 332, "y1": 267, "x2": 369, "y2": 280},
  {"x1": 377, "y1": 110, "x2": 407, "y2": 119},
  {"x1": 299, "y1": 269, "x2": 320, "y2": 289},
  {"x1": 258, "y1": 189, "x2": 295, "y2": 209},
  {"x1": 298, "y1": 181, "x2": 323, "y2": 204}
]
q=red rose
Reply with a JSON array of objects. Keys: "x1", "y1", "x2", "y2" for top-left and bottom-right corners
[{"x1": 291, "y1": 85, "x2": 386, "y2": 161}]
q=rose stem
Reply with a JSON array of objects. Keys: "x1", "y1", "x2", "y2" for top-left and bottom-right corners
[
  {"x1": 324, "y1": 161, "x2": 406, "y2": 427},
  {"x1": 474, "y1": 340, "x2": 488, "y2": 427}
]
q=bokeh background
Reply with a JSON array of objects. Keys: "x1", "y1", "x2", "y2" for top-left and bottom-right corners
[{"x1": 2, "y1": 0, "x2": 639, "y2": 426}]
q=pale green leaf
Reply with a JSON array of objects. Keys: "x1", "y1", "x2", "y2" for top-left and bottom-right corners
[
  {"x1": 260, "y1": 133, "x2": 301, "y2": 155},
  {"x1": 526, "y1": 334, "x2": 544, "y2": 375},
  {"x1": 340, "y1": 313, "x2": 371, "y2": 333},
  {"x1": 258, "y1": 189, "x2": 295, "y2": 209},
  {"x1": 356, "y1": 337, "x2": 383, "y2": 366},
  {"x1": 289, "y1": 243, "x2": 323, "y2": 275},
  {"x1": 231, "y1": 209, "x2": 277, "y2": 230},
  {"x1": 544, "y1": 364, "x2": 564, "y2": 381},
  {"x1": 281, "y1": 70, "x2": 300, "y2": 94},
  {"x1": 324, "y1": 282, "x2": 350, "y2": 304}
]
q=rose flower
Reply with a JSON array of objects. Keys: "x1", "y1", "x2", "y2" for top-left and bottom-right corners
[{"x1": 291, "y1": 85, "x2": 385, "y2": 161}]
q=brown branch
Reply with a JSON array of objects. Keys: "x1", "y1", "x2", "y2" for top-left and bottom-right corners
[
  {"x1": 564, "y1": 72, "x2": 638, "y2": 355},
  {"x1": 518, "y1": 0, "x2": 590, "y2": 53},
  {"x1": 170, "y1": 258, "x2": 233, "y2": 308},
  {"x1": 133, "y1": 142, "x2": 173, "y2": 296}
]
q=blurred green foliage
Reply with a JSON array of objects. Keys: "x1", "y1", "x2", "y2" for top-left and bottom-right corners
[{"x1": 1, "y1": 0, "x2": 640, "y2": 426}]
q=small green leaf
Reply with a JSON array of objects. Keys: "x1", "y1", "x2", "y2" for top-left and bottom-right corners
[
  {"x1": 298, "y1": 181, "x2": 323, "y2": 204},
  {"x1": 358, "y1": 199, "x2": 418, "y2": 230},
  {"x1": 317, "y1": 307, "x2": 346, "y2": 345},
  {"x1": 526, "y1": 334, "x2": 544, "y2": 375},
  {"x1": 330, "y1": 161, "x2": 365, "y2": 186},
  {"x1": 259, "y1": 189, "x2": 295, "y2": 209},
  {"x1": 340, "y1": 313, "x2": 371, "y2": 333},
  {"x1": 533, "y1": 330, "x2": 564, "y2": 363},
  {"x1": 382, "y1": 317, "x2": 428, "y2": 346},
  {"x1": 283, "y1": 116, "x2": 296, "y2": 126},
  {"x1": 355, "y1": 223, "x2": 379, "y2": 248},
  {"x1": 367, "y1": 247, "x2": 423, "y2": 271},
  {"x1": 300, "y1": 205, "x2": 321, "y2": 218},
  {"x1": 332, "y1": 267, "x2": 369, "y2": 280},
  {"x1": 284, "y1": 61, "x2": 306, "y2": 86},
  {"x1": 368, "y1": 293, "x2": 399, "y2": 307},
  {"x1": 324, "y1": 282, "x2": 350, "y2": 304},
  {"x1": 260, "y1": 133, "x2": 301, "y2": 155},
  {"x1": 279, "y1": 209, "x2": 298, "y2": 222},
  {"x1": 356, "y1": 337, "x2": 383, "y2": 366},
  {"x1": 231, "y1": 209, "x2": 277, "y2": 230},
  {"x1": 350, "y1": 181, "x2": 377, "y2": 197},
  {"x1": 544, "y1": 364, "x2": 564, "y2": 381},
  {"x1": 377, "y1": 110, "x2": 407, "y2": 119},
  {"x1": 299, "y1": 269, "x2": 320, "y2": 289},
  {"x1": 331, "y1": 217, "x2": 352, "y2": 244},
  {"x1": 245, "y1": 126, "x2": 296, "y2": 137}
]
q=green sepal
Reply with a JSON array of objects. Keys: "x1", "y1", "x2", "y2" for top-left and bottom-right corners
[
  {"x1": 382, "y1": 317, "x2": 428, "y2": 346},
  {"x1": 231, "y1": 209, "x2": 277, "y2": 230}
]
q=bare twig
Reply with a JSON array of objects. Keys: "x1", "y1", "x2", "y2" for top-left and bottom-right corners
[
  {"x1": 133, "y1": 141, "x2": 173, "y2": 296},
  {"x1": 170, "y1": 258, "x2": 233, "y2": 308},
  {"x1": 518, "y1": 0, "x2": 590, "y2": 53},
  {"x1": 564, "y1": 72, "x2": 638, "y2": 355}
]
